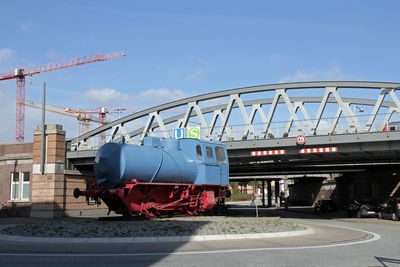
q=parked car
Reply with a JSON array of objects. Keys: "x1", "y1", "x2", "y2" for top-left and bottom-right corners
[
  {"x1": 314, "y1": 199, "x2": 337, "y2": 214},
  {"x1": 347, "y1": 199, "x2": 379, "y2": 218},
  {"x1": 378, "y1": 197, "x2": 400, "y2": 221}
]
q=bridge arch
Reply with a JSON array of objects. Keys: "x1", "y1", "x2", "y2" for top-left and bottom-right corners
[{"x1": 67, "y1": 81, "x2": 400, "y2": 150}]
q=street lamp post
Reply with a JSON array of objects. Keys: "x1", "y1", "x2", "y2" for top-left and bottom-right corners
[
  {"x1": 353, "y1": 105, "x2": 364, "y2": 116},
  {"x1": 353, "y1": 105, "x2": 364, "y2": 133}
]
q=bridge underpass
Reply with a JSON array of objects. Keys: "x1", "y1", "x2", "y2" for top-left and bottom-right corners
[{"x1": 64, "y1": 81, "x2": 400, "y2": 213}]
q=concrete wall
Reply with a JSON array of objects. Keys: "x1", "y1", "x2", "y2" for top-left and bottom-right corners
[
  {"x1": 336, "y1": 169, "x2": 400, "y2": 209},
  {"x1": 288, "y1": 177, "x2": 325, "y2": 205}
]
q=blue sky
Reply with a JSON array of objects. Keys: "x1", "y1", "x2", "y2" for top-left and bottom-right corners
[{"x1": 0, "y1": 1, "x2": 400, "y2": 143}]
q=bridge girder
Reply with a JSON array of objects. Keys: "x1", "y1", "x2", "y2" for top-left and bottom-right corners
[{"x1": 67, "y1": 81, "x2": 400, "y2": 151}]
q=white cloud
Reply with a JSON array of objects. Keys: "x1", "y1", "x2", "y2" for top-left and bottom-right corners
[
  {"x1": 186, "y1": 68, "x2": 205, "y2": 81},
  {"x1": 82, "y1": 88, "x2": 131, "y2": 105},
  {"x1": 19, "y1": 21, "x2": 33, "y2": 32},
  {"x1": 269, "y1": 53, "x2": 284, "y2": 61},
  {"x1": 279, "y1": 66, "x2": 346, "y2": 83},
  {"x1": 44, "y1": 49, "x2": 66, "y2": 60},
  {"x1": 81, "y1": 87, "x2": 189, "y2": 107},
  {"x1": 133, "y1": 88, "x2": 188, "y2": 106},
  {"x1": 0, "y1": 48, "x2": 15, "y2": 62}
]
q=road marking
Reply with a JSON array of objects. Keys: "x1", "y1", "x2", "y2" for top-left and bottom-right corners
[{"x1": 0, "y1": 226, "x2": 381, "y2": 257}]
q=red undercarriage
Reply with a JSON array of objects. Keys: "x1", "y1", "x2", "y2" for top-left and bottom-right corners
[{"x1": 77, "y1": 179, "x2": 230, "y2": 217}]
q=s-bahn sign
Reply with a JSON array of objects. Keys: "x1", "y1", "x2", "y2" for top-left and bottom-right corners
[
  {"x1": 188, "y1": 127, "x2": 201, "y2": 139},
  {"x1": 296, "y1": 134, "x2": 306, "y2": 145}
]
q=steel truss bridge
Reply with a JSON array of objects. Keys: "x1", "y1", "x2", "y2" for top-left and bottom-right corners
[{"x1": 66, "y1": 81, "x2": 400, "y2": 177}]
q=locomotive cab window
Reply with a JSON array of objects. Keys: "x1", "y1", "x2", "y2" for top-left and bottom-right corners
[
  {"x1": 215, "y1": 146, "x2": 226, "y2": 164},
  {"x1": 206, "y1": 146, "x2": 213, "y2": 159},
  {"x1": 196, "y1": 145, "x2": 202, "y2": 159}
]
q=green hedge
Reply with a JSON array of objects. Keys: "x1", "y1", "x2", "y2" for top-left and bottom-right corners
[{"x1": 225, "y1": 181, "x2": 254, "y2": 202}]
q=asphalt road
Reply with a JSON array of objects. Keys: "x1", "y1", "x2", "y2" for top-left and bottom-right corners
[{"x1": 0, "y1": 206, "x2": 399, "y2": 267}]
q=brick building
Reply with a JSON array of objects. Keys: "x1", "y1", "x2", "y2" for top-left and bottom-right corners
[
  {"x1": 0, "y1": 142, "x2": 33, "y2": 216},
  {"x1": 0, "y1": 124, "x2": 106, "y2": 217}
]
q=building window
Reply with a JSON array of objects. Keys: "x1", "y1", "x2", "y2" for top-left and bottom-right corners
[{"x1": 10, "y1": 172, "x2": 30, "y2": 201}]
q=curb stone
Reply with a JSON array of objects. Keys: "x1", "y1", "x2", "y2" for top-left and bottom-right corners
[{"x1": 0, "y1": 226, "x2": 313, "y2": 243}]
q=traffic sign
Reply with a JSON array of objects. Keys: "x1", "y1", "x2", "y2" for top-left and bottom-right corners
[
  {"x1": 296, "y1": 134, "x2": 306, "y2": 145},
  {"x1": 188, "y1": 127, "x2": 201, "y2": 139}
]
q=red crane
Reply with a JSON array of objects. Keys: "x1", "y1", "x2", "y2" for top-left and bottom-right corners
[{"x1": 0, "y1": 51, "x2": 126, "y2": 143}]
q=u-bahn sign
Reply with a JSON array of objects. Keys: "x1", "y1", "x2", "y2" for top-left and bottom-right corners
[
  {"x1": 296, "y1": 134, "x2": 306, "y2": 145},
  {"x1": 174, "y1": 128, "x2": 185, "y2": 139}
]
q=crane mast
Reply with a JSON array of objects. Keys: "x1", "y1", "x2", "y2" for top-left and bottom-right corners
[{"x1": 0, "y1": 51, "x2": 126, "y2": 143}]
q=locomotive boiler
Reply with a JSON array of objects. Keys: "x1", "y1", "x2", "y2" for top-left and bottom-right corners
[{"x1": 73, "y1": 137, "x2": 231, "y2": 216}]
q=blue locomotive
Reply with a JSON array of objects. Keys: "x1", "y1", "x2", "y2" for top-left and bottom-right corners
[{"x1": 74, "y1": 137, "x2": 231, "y2": 216}]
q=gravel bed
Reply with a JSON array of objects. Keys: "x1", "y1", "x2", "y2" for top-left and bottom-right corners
[{"x1": 0, "y1": 216, "x2": 306, "y2": 238}]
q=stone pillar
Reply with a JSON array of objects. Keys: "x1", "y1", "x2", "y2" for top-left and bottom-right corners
[
  {"x1": 30, "y1": 125, "x2": 65, "y2": 217},
  {"x1": 267, "y1": 180, "x2": 272, "y2": 207},
  {"x1": 261, "y1": 180, "x2": 265, "y2": 207},
  {"x1": 275, "y1": 180, "x2": 280, "y2": 208}
]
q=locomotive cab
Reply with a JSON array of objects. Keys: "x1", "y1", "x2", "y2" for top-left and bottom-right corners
[{"x1": 194, "y1": 141, "x2": 229, "y2": 186}]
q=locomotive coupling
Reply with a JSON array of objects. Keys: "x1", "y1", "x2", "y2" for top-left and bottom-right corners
[{"x1": 73, "y1": 188, "x2": 82, "y2": 199}]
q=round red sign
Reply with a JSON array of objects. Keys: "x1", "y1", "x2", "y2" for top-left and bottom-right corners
[{"x1": 296, "y1": 134, "x2": 306, "y2": 145}]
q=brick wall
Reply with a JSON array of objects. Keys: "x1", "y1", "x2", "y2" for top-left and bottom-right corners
[
  {"x1": 0, "y1": 143, "x2": 33, "y2": 157},
  {"x1": 64, "y1": 174, "x2": 107, "y2": 212}
]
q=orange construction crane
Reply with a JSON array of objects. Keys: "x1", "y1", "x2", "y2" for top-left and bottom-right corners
[
  {"x1": 23, "y1": 100, "x2": 105, "y2": 135},
  {"x1": 65, "y1": 106, "x2": 132, "y2": 144},
  {"x1": 65, "y1": 106, "x2": 184, "y2": 144},
  {"x1": 0, "y1": 51, "x2": 126, "y2": 143}
]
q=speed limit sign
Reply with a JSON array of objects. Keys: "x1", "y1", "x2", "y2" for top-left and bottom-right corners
[{"x1": 296, "y1": 134, "x2": 306, "y2": 145}]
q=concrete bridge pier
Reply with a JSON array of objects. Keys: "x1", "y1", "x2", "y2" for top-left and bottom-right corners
[
  {"x1": 267, "y1": 180, "x2": 272, "y2": 207},
  {"x1": 261, "y1": 180, "x2": 265, "y2": 206},
  {"x1": 274, "y1": 179, "x2": 280, "y2": 207}
]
